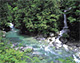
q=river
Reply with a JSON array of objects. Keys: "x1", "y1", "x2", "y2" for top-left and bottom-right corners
[{"x1": 5, "y1": 28, "x2": 75, "y2": 63}]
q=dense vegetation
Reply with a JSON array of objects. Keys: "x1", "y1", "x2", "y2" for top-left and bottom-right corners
[{"x1": 0, "y1": 0, "x2": 80, "y2": 39}]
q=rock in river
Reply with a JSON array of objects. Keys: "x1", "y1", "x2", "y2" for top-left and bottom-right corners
[{"x1": 22, "y1": 46, "x2": 33, "y2": 52}]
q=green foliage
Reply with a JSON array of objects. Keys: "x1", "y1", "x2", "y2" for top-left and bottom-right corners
[
  {"x1": 0, "y1": 37, "x2": 26, "y2": 63},
  {"x1": 0, "y1": 48, "x2": 26, "y2": 63},
  {"x1": 51, "y1": 61, "x2": 54, "y2": 63},
  {"x1": 0, "y1": 31, "x2": 4, "y2": 37},
  {"x1": 0, "y1": 0, "x2": 79, "y2": 40},
  {"x1": 24, "y1": 48, "x2": 33, "y2": 53},
  {"x1": 62, "y1": 33, "x2": 69, "y2": 38},
  {"x1": 32, "y1": 57, "x2": 40, "y2": 63},
  {"x1": 68, "y1": 17, "x2": 76, "y2": 23},
  {"x1": 58, "y1": 57, "x2": 75, "y2": 63},
  {"x1": 0, "y1": 0, "x2": 60, "y2": 34}
]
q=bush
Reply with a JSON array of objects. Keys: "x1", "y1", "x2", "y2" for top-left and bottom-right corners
[
  {"x1": 0, "y1": 38, "x2": 27, "y2": 63},
  {"x1": 58, "y1": 57, "x2": 75, "y2": 63},
  {"x1": 0, "y1": 0, "x2": 60, "y2": 35},
  {"x1": 0, "y1": 0, "x2": 79, "y2": 40}
]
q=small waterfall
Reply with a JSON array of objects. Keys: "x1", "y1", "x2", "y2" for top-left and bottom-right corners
[
  {"x1": 50, "y1": 7, "x2": 72, "y2": 49},
  {"x1": 63, "y1": 7, "x2": 71, "y2": 28},
  {"x1": 63, "y1": 12, "x2": 68, "y2": 28},
  {"x1": 43, "y1": 8, "x2": 72, "y2": 50},
  {"x1": 56, "y1": 7, "x2": 72, "y2": 41}
]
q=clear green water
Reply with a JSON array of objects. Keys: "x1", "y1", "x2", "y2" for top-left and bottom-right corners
[{"x1": 5, "y1": 28, "x2": 74, "y2": 63}]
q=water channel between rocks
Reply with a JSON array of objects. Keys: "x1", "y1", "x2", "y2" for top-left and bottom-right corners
[{"x1": 5, "y1": 28, "x2": 75, "y2": 63}]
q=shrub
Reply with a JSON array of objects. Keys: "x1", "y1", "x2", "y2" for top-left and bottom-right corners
[{"x1": 58, "y1": 57, "x2": 75, "y2": 63}]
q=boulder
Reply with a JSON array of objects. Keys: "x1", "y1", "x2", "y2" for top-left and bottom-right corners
[
  {"x1": 22, "y1": 46, "x2": 33, "y2": 52},
  {"x1": 47, "y1": 37, "x2": 52, "y2": 43},
  {"x1": 63, "y1": 44, "x2": 69, "y2": 51},
  {"x1": 50, "y1": 33, "x2": 54, "y2": 37},
  {"x1": 51, "y1": 37, "x2": 56, "y2": 42},
  {"x1": 56, "y1": 43, "x2": 62, "y2": 49},
  {"x1": 55, "y1": 39, "x2": 62, "y2": 44}
]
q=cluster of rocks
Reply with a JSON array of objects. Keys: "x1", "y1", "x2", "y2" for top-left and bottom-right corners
[
  {"x1": 11, "y1": 43, "x2": 33, "y2": 52},
  {"x1": 45, "y1": 32, "x2": 80, "y2": 63},
  {"x1": 46, "y1": 33, "x2": 62, "y2": 48},
  {"x1": 34, "y1": 32, "x2": 80, "y2": 52},
  {"x1": 11, "y1": 43, "x2": 44, "y2": 57},
  {"x1": 45, "y1": 33, "x2": 80, "y2": 50}
]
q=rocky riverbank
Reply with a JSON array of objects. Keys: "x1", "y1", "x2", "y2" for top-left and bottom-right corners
[
  {"x1": 34, "y1": 33, "x2": 80, "y2": 50},
  {"x1": 34, "y1": 32, "x2": 80, "y2": 63}
]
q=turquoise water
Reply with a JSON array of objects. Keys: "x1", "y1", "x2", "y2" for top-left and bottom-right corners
[{"x1": 5, "y1": 28, "x2": 75, "y2": 63}]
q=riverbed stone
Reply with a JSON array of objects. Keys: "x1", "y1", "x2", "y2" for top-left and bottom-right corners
[
  {"x1": 47, "y1": 37, "x2": 52, "y2": 43},
  {"x1": 11, "y1": 43, "x2": 18, "y2": 48},
  {"x1": 20, "y1": 46, "x2": 24, "y2": 49},
  {"x1": 22, "y1": 46, "x2": 33, "y2": 52},
  {"x1": 63, "y1": 44, "x2": 69, "y2": 51},
  {"x1": 51, "y1": 37, "x2": 56, "y2": 42},
  {"x1": 15, "y1": 47, "x2": 19, "y2": 50},
  {"x1": 32, "y1": 52, "x2": 43, "y2": 55},
  {"x1": 72, "y1": 46, "x2": 78, "y2": 52},
  {"x1": 55, "y1": 39, "x2": 62, "y2": 44},
  {"x1": 68, "y1": 46, "x2": 73, "y2": 50},
  {"x1": 56, "y1": 43, "x2": 62, "y2": 49},
  {"x1": 47, "y1": 37, "x2": 56, "y2": 43},
  {"x1": 50, "y1": 33, "x2": 54, "y2": 37}
]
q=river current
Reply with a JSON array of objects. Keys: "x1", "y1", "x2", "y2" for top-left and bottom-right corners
[{"x1": 5, "y1": 28, "x2": 75, "y2": 63}]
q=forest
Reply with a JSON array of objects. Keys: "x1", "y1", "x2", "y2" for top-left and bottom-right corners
[{"x1": 0, "y1": 0, "x2": 80, "y2": 63}]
